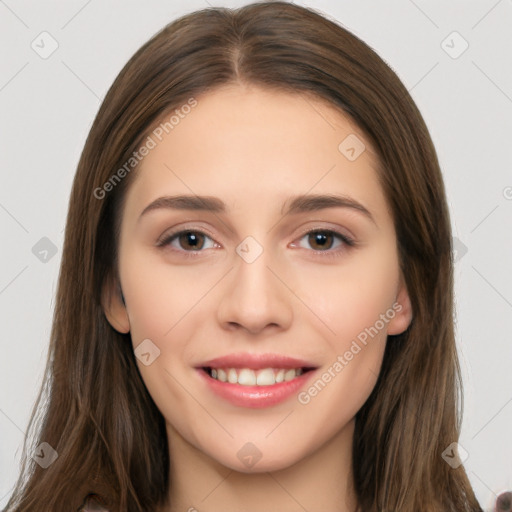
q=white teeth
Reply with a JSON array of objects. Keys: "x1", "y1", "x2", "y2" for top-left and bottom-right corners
[
  {"x1": 208, "y1": 367, "x2": 305, "y2": 386},
  {"x1": 284, "y1": 369, "x2": 297, "y2": 382},
  {"x1": 256, "y1": 368, "x2": 275, "y2": 386},
  {"x1": 227, "y1": 368, "x2": 238, "y2": 384},
  {"x1": 238, "y1": 368, "x2": 257, "y2": 386}
]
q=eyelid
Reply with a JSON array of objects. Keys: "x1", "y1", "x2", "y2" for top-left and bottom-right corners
[
  {"x1": 155, "y1": 223, "x2": 356, "y2": 256},
  {"x1": 156, "y1": 225, "x2": 221, "y2": 249},
  {"x1": 291, "y1": 224, "x2": 355, "y2": 245},
  {"x1": 287, "y1": 227, "x2": 356, "y2": 258}
]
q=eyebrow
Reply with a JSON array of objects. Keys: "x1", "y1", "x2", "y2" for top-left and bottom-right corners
[
  {"x1": 282, "y1": 194, "x2": 375, "y2": 224},
  {"x1": 139, "y1": 195, "x2": 225, "y2": 220},
  {"x1": 138, "y1": 193, "x2": 375, "y2": 224}
]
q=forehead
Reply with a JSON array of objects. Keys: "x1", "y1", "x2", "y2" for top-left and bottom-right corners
[{"x1": 123, "y1": 85, "x2": 388, "y2": 219}]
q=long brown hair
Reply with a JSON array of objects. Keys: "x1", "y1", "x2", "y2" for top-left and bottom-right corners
[{"x1": 6, "y1": 2, "x2": 482, "y2": 511}]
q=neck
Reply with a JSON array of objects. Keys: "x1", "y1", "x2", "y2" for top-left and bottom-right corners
[{"x1": 161, "y1": 419, "x2": 358, "y2": 512}]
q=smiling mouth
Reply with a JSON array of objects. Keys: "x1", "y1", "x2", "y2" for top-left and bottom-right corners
[{"x1": 201, "y1": 366, "x2": 315, "y2": 386}]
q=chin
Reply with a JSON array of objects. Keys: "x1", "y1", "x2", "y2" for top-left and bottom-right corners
[{"x1": 211, "y1": 447, "x2": 305, "y2": 474}]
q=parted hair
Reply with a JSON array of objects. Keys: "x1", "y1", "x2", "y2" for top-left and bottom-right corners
[{"x1": 6, "y1": 2, "x2": 482, "y2": 511}]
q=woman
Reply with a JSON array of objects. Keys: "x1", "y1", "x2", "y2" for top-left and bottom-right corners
[{"x1": 5, "y1": 2, "x2": 483, "y2": 511}]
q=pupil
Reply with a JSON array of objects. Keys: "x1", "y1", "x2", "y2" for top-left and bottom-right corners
[
  {"x1": 180, "y1": 231, "x2": 204, "y2": 250},
  {"x1": 309, "y1": 232, "x2": 332, "y2": 250}
]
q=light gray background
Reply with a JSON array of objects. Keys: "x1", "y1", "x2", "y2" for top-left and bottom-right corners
[{"x1": 1, "y1": 0, "x2": 511, "y2": 510}]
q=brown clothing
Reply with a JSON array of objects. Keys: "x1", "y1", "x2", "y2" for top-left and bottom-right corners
[{"x1": 78, "y1": 495, "x2": 109, "y2": 511}]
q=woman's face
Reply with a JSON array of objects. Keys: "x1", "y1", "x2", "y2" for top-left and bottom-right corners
[{"x1": 104, "y1": 84, "x2": 412, "y2": 472}]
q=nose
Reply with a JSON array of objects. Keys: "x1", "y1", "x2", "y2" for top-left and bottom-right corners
[{"x1": 216, "y1": 247, "x2": 293, "y2": 335}]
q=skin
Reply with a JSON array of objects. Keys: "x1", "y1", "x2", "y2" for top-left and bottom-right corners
[{"x1": 103, "y1": 84, "x2": 413, "y2": 512}]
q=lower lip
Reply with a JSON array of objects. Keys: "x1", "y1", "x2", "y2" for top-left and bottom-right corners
[{"x1": 196, "y1": 368, "x2": 316, "y2": 408}]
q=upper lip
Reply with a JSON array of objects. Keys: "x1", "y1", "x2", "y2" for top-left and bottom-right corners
[{"x1": 196, "y1": 352, "x2": 318, "y2": 371}]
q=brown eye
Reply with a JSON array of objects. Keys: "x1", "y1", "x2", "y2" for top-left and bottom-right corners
[
  {"x1": 177, "y1": 231, "x2": 206, "y2": 250},
  {"x1": 158, "y1": 230, "x2": 217, "y2": 251},
  {"x1": 307, "y1": 231, "x2": 335, "y2": 250},
  {"x1": 292, "y1": 229, "x2": 354, "y2": 253}
]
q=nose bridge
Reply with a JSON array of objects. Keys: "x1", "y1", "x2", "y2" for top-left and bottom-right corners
[
  {"x1": 236, "y1": 250, "x2": 274, "y2": 299},
  {"x1": 216, "y1": 241, "x2": 293, "y2": 333},
  {"x1": 233, "y1": 234, "x2": 276, "y2": 295}
]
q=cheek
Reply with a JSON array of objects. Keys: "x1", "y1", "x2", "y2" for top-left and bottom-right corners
[
  {"x1": 118, "y1": 250, "x2": 212, "y2": 432},
  {"x1": 292, "y1": 247, "x2": 400, "y2": 349},
  {"x1": 118, "y1": 248, "x2": 218, "y2": 396},
  {"x1": 294, "y1": 261, "x2": 397, "y2": 432},
  {"x1": 119, "y1": 248, "x2": 216, "y2": 342}
]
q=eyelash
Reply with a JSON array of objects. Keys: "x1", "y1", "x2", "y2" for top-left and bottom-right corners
[
  {"x1": 292, "y1": 228, "x2": 355, "y2": 258},
  {"x1": 156, "y1": 228, "x2": 355, "y2": 257}
]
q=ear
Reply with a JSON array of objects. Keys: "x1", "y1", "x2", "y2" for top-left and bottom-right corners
[
  {"x1": 387, "y1": 275, "x2": 413, "y2": 335},
  {"x1": 101, "y1": 274, "x2": 130, "y2": 334}
]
